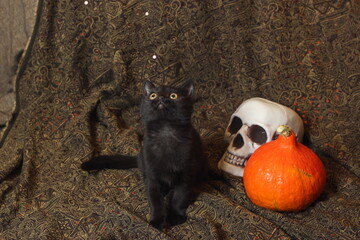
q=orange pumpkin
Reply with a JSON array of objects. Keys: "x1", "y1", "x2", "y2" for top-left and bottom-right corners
[{"x1": 243, "y1": 125, "x2": 326, "y2": 212}]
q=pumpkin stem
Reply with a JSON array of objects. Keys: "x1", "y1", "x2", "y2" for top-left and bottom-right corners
[{"x1": 277, "y1": 125, "x2": 293, "y2": 137}]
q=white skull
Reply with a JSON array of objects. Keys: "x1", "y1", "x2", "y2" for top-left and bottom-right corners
[{"x1": 218, "y1": 97, "x2": 304, "y2": 177}]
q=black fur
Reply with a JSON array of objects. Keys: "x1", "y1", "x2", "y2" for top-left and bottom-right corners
[{"x1": 81, "y1": 81, "x2": 209, "y2": 229}]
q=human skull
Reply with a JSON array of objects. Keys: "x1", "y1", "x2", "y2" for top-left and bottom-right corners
[{"x1": 218, "y1": 97, "x2": 304, "y2": 177}]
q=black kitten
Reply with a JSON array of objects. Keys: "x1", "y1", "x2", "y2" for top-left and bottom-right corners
[{"x1": 81, "y1": 81, "x2": 209, "y2": 230}]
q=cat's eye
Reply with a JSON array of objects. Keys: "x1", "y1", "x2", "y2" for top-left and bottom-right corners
[
  {"x1": 169, "y1": 93, "x2": 178, "y2": 100},
  {"x1": 149, "y1": 93, "x2": 158, "y2": 100}
]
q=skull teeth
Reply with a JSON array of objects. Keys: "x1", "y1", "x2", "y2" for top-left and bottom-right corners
[{"x1": 224, "y1": 151, "x2": 247, "y2": 167}]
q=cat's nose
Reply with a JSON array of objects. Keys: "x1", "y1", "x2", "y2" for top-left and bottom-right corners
[
  {"x1": 157, "y1": 97, "x2": 166, "y2": 109},
  {"x1": 157, "y1": 101, "x2": 166, "y2": 109},
  {"x1": 158, "y1": 103, "x2": 165, "y2": 109}
]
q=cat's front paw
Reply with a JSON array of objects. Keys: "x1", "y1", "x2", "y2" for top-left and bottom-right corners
[
  {"x1": 167, "y1": 213, "x2": 187, "y2": 226},
  {"x1": 149, "y1": 218, "x2": 165, "y2": 230}
]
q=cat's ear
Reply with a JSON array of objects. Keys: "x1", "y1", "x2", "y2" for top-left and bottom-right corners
[
  {"x1": 181, "y1": 81, "x2": 194, "y2": 97},
  {"x1": 144, "y1": 81, "x2": 156, "y2": 95}
]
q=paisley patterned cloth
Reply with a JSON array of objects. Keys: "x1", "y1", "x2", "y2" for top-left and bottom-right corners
[{"x1": 0, "y1": 0, "x2": 359, "y2": 239}]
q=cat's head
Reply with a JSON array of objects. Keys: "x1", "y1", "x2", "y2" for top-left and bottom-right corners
[{"x1": 140, "y1": 81, "x2": 194, "y2": 122}]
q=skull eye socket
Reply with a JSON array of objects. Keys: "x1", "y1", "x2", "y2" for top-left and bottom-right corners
[
  {"x1": 272, "y1": 132, "x2": 279, "y2": 140},
  {"x1": 228, "y1": 116, "x2": 243, "y2": 135},
  {"x1": 248, "y1": 125, "x2": 267, "y2": 145},
  {"x1": 232, "y1": 134, "x2": 244, "y2": 149}
]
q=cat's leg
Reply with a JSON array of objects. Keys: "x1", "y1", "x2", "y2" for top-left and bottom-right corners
[
  {"x1": 167, "y1": 183, "x2": 191, "y2": 226},
  {"x1": 146, "y1": 179, "x2": 166, "y2": 230}
]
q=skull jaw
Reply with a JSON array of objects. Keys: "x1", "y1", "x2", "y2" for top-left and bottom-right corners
[
  {"x1": 218, "y1": 159, "x2": 245, "y2": 177},
  {"x1": 218, "y1": 152, "x2": 247, "y2": 177}
]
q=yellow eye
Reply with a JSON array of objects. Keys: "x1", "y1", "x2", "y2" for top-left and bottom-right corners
[
  {"x1": 149, "y1": 93, "x2": 158, "y2": 100},
  {"x1": 170, "y1": 93, "x2": 178, "y2": 100}
]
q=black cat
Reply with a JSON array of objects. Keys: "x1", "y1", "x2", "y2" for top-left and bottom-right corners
[{"x1": 81, "y1": 81, "x2": 209, "y2": 230}]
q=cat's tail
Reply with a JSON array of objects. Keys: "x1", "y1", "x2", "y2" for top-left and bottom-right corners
[{"x1": 81, "y1": 155, "x2": 137, "y2": 171}]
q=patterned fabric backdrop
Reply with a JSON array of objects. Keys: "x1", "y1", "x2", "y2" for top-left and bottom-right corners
[{"x1": 0, "y1": 0, "x2": 359, "y2": 239}]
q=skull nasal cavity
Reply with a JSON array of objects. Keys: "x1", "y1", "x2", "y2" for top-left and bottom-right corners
[
  {"x1": 228, "y1": 116, "x2": 243, "y2": 135},
  {"x1": 232, "y1": 134, "x2": 244, "y2": 149}
]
